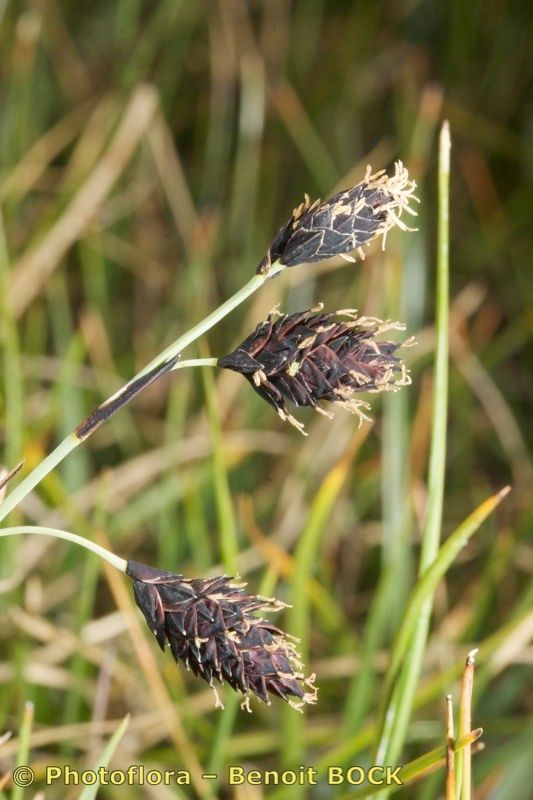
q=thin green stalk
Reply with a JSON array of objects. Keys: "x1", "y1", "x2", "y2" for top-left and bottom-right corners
[
  {"x1": 61, "y1": 545, "x2": 100, "y2": 750},
  {"x1": 342, "y1": 364, "x2": 410, "y2": 737},
  {"x1": 457, "y1": 650, "x2": 477, "y2": 800},
  {"x1": 0, "y1": 209, "x2": 23, "y2": 468},
  {"x1": 344, "y1": 730, "x2": 483, "y2": 800},
  {"x1": 0, "y1": 526, "x2": 127, "y2": 572},
  {"x1": 0, "y1": 257, "x2": 281, "y2": 525},
  {"x1": 420, "y1": 121, "x2": 451, "y2": 577},
  {"x1": 0, "y1": 207, "x2": 23, "y2": 582},
  {"x1": 382, "y1": 487, "x2": 510, "y2": 704},
  {"x1": 78, "y1": 715, "x2": 130, "y2": 800},
  {"x1": 372, "y1": 121, "x2": 451, "y2": 791},
  {"x1": 281, "y1": 449, "x2": 353, "y2": 784},
  {"x1": 342, "y1": 571, "x2": 397, "y2": 737},
  {"x1": 269, "y1": 598, "x2": 531, "y2": 795},
  {"x1": 206, "y1": 694, "x2": 240, "y2": 781},
  {"x1": 172, "y1": 357, "x2": 218, "y2": 370},
  {"x1": 11, "y1": 702, "x2": 34, "y2": 800},
  {"x1": 48, "y1": 274, "x2": 89, "y2": 493},
  {"x1": 79, "y1": 238, "x2": 141, "y2": 453},
  {"x1": 134, "y1": 265, "x2": 283, "y2": 382},
  {"x1": 156, "y1": 381, "x2": 189, "y2": 568},
  {"x1": 61, "y1": 490, "x2": 112, "y2": 745},
  {"x1": 183, "y1": 490, "x2": 213, "y2": 572},
  {"x1": 0, "y1": 434, "x2": 80, "y2": 522},
  {"x1": 201, "y1": 357, "x2": 239, "y2": 574},
  {"x1": 202, "y1": 354, "x2": 241, "y2": 790}
]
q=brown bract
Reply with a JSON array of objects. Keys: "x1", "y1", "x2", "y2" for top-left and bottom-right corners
[
  {"x1": 126, "y1": 560, "x2": 317, "y2": 711},
  {"x1": 256, "y1": 161, "x2": 418, "y2": 273},
  {"x1": 218, "y1": 307, "x2": 412, "y2": 433}
]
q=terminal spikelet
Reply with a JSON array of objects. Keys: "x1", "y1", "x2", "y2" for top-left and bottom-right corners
[{"x1": 257, "y1": 161, "x2": 418, "y2": 273}]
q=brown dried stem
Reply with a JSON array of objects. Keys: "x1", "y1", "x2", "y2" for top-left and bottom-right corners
[
  {"x1": 459, "y1": 648, "x2": 478, "y2": 800},
  {"x1": 445, "y1": 694, "x2": 456, "y2": 800}
]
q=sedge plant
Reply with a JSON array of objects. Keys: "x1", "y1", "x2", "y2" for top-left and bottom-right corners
[{"x1": 0, "y1": 162, "x2": 418, "y2": 711}]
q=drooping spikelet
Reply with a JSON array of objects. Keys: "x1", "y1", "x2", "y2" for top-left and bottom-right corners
[
  {"x1": 257, "y1": 161, "x2": 418, "y2": 273},
  {"x1": 126, "y1": 560, "x2": 317, "y2": 711},
  {"x1": 217, "y1": 307, "x2": 413, "y2": 433}
]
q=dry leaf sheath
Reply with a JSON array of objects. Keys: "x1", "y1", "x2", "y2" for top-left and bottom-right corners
[
  {"x1": 217, "y1": 307, "x2": 412, "y2": 432},
  {"x1": 126, "y1": 560, "x2": 317, "y2": 711},
  {"x1": 257, "y1": 161, "x2": 418, "y2": 273}
]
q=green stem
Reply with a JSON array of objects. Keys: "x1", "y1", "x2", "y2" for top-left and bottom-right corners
[
  {"x1": 419, "y1": 121, "x2": 450, "y2": 573},
  {"x1": 0, "y1": 209, "x2": 23, "y2": 468},
  {"x1": 12, "y1": 702, "x2": 34, "y2": 800},
  {"x1": 172, "y1": 357, "x2": 218, "y2": 370},
  {"x1": 372, "y1": 121, "x2": 451, "y2": 788},
  {"x1": 0, "y1": 434, "x2": 80, "y2": 522},
  {"x1": 382, "y1": 487, "x2": 509, "y2": 703},
  {"x1": 0, "y1": 264, "x2": 282, "y2": 523},
  {"x1": 132, "y1": 266, "x2": 283, "y2": 383},
  {"x1": 0, "y1": 526, "x2": 127, "y2": 572}
]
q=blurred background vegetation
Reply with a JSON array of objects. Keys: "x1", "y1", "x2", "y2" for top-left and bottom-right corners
[{"x1": 0, "y1": 0, "x2": 531, "y2": 798}]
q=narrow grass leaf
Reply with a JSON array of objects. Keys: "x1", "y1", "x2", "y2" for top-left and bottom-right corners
[
  {"x1": 281, "y1": 435, "x2": 362, "y2": 775},
  {"x1": 11, "y1": 702, "x2": 34, "y2": 800},
  {"x1": 201, "y1": 357, "x2": 239, "y2": 575},
  {"x1": 200, "y1": 357, "x2": 239, "y2": 788},
  {"x1": 78, "y1": 714, "x2": 130, "y2": 800},
  {"x1": 383, "y1": 486, "x2": 510, "y2": 703},
  {"x1": 371, "y1": 123, "x2": 452, "y2": 794},
  {"x1": 343, "y1": 730, "x2": 483, "y2": 799}
]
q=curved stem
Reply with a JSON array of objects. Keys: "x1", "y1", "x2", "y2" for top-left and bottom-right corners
[
  {"x1": 0, "y1": 526, "x2": 127, "y2": 572},
  {"x1": 0, "y1": 434, "x2": 79, "y2": 523},
  {"x1": 173, "y1": 357, "x2": 218, "y2": 370},
  {"x1": 0, "y1": 264, "x2": 283, "y2": 522}
]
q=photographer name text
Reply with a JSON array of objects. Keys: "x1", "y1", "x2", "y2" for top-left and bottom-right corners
[{"x1": 38, "y1": 764, "x2": 402, "y2": 787}]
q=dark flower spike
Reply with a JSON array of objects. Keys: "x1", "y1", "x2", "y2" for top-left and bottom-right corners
[
  {"x1": 217, "y1": 306, "x2": 413, "y2": 433},
  {"x1": 126, "y1": 560, "x2": 317, "y2": 712},
  {"x1": 257, "y1": 161, "x2": 418, "y2": 273}
]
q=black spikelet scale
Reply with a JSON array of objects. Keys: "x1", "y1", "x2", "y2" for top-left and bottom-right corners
[
  {"x1": 126, "y1": 560, "x2": 317, "y2": 710},
  {"x1": 257, "y1": 161, "x2": 418, "y2": 273},
  {"x1": 218, "y1": 308, "x2": 411, "y2": 432}
]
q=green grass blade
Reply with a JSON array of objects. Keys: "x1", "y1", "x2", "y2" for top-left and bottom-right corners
[
  {"x1": 0, "y1": 210, "x2": 23, "y2": 470},
  {"x1": 281, "y1": 443, "x2": 355, "y2": 781},
  {"x1": 201, "y1": 360, "x2": 239, "y2": 575},
  {"x1": 78, "y1": 715, "x2": 130, "y2": 800},
  {"x1": 0, "y1": 207, "x2": 23, "y2": 584},
  {"x1": 11, "y1": 702, "x2": 33, "y2": 800},
  {"x1": 420, "y1": 122, "x2": 451, "y2": 569},
  {"x1": 201, "y1": 358, "x2": 240, "y2": 792},
  {"x1": 383, "y1": 486, "x2": 510, "y2": 703},
  {"x1": 372, "y1": 121, "x2": 451, "y2": 792},
  {"x1": 344, "y1": 730, "x2": 483, "y2": 799}
]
